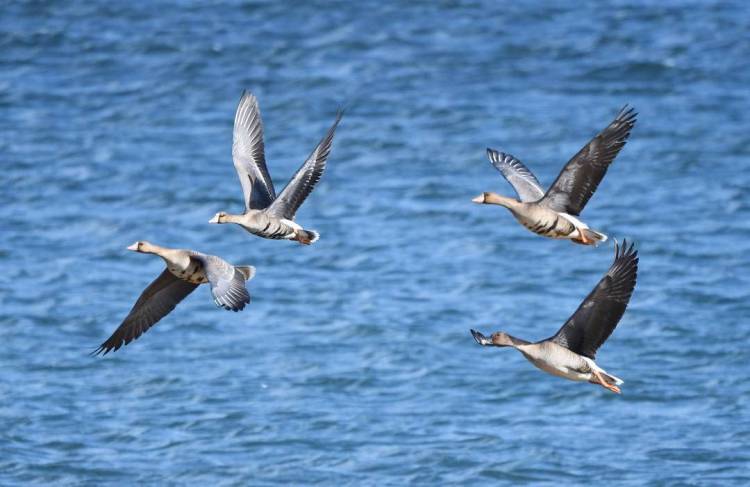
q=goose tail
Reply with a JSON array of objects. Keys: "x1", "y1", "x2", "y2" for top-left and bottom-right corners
[
  {"x1": 603, "y1": 372, "x2": 624, "y2": 386},
  {"x1": 236, "y1": 266, "x2": 256, "y2": 281},
  {"x1": 296, "y1": 229, "x2": 320, "y2": 245},
  {"x1": 585, "y1": 358, "x2": 625, "y2": 387},
  {"x1": 580, "y1": 228, "x2": 608, "y2": 245}
]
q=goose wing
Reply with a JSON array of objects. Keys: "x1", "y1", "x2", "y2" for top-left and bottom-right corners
[
  {"x1": 94, "y1": 270, "x2": 198, "y2": 355},
  {"x1": 266, "y1": 110, "x2": 342, "y2": 220},
  {"x1": 486, "y1": 148, "x2": 545, "y2": 202},
  {"x1": 191, "y1": 253, "x2": 251, "y2": 312},
  {"x1": 550, "y1": 240, "x2": 638, "y2": 359},
  {"x1": 539, "y1": 106, "x2": 637, "y2": 215},
  {"x1": 232, "y1": 90, "x2": 276, "y2": 210}
]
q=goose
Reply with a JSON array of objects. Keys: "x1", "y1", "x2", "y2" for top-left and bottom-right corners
[
  {"x1": 94, "y1": 241, "x2": 255, "y2": 355},
  {"x1": 209, "y1": 90, "x2": 342, "y2": 245},
  {"x1": 472, "y1": 106, "x2": 637, "y2": 245},
  {"x1": 470, "y1": 240, "x2": 638, "y2": 393}
]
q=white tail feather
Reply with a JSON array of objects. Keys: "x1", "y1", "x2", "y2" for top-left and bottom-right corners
[
  {"x1": 584, "y1": 357, "x2": 623, "y2": 385},
  {"x1": 236, "y1": 266, "x2": 256, "y2": 281}
]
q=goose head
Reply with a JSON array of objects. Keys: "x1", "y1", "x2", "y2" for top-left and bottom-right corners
[
  {"x1": 127, "y1": 240, "x2": 153, "y2": 253},
  {"x1": 472, "y1": 192, "x2": 518, "y2": 208},
  {"x1": 208, "y1": 211, "x2": 229, "y2": 224},
  {"x1": 470, "y1": 329, "x2": 515, "y2": 347}
]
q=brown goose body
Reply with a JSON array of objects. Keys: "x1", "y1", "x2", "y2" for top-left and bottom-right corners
[
  {"x1": 474, "y1": 106, "x2": 637, "y2": 245},
  {"x1": 94, "y1": 241, "x2": 255, "y2": 356},
  {"x1": 471, "y1": 241, "x2": 639, "y2": 393},
  {"x1": 209, "y1": 90, "x2": 342, "y2": 245},
  {"x1": 480, "y1": 194, "x2": 578, "y2": 240}
]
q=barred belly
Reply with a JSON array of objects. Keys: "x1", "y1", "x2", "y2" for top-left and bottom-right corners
[
  {"x1": 247, "y1": 214, "x2": 296, "y2": 240},
  {"x1": 515, "y1": 213, "x2": 575, "y2": 238},
  {"x1": 167, "y1": 260, "x2": 208, "y2": 284},
  {"x1": 519, "y1": 344, "x2": 593, "y2": 383}
]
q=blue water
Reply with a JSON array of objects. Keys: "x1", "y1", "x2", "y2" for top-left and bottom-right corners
[{"x1": 2, "y1": 1, "x2": 750, "y2": 485}]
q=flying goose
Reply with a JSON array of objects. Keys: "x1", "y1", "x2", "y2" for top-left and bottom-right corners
[
  {"x1": 209, "y1": 90, "x2": 342, "y2": 244},
  {"x1": 94, "y1": 241, "x2": 255, "y2": 355},
  {"x1": 472, "y1": 106, "x2": 637, "y2": 245},
  {"x1": 470, "y1": 240, "x2": 638, "y2": 393}
]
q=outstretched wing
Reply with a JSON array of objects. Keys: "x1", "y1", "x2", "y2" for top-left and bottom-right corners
[
  {"x1": 486, "y1": 148, "x2": 545, "y2": 202},
  {"x1": 539, "y1": 106, "x2": 637, "y2": 216},
  {"x1": 232, "y1": 90, "x2": 276, "y2": 210},
  {"x1": 192, "y1": 254, "x2": 251, "y2": 312},
  {"x1": 93, "y1": 270, "x2": 198, "y2": 355},
  {"x1": 550, "y1": 240, "x2": 638, "y2": 359},
  {"x1": 266, "y1": 110, "x2": 343, "y2": 219}
]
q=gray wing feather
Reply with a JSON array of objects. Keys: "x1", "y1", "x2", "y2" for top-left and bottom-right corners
[
  {"x1": 550, "y1": 240, "x2": 638, "y2": 359},
  {"x1": 94, "y1": 270, "x2": 198, "y2": 355},
  {"x1": 486, "y1": 148, "x2": 545, "y2": 202},
  {"x1": 267, "y1": 110, "x2": 342, "y2": 219},
  {"x1": 539, "y1": 106, "x2": 637, "y2": 215},
  {"x1": 192, "y1": 254, "x2": 251, "y2": 312},
  {"x1": 232, "y1": 90, "x2": 276, "y2": 210}
]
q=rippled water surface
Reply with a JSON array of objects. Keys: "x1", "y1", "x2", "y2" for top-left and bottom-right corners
[{"x1": 2, "y1": 1, "x2": 750, "y2": 485}]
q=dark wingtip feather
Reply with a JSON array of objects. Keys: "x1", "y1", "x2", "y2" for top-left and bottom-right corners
[
  {"x1": 335, "y1": 105, "x2": 347, "y2": 121},
  {"x1": 608, "y1": 238, "x2": 639, "y2": 296},
  {"x1": 239, "y1": 88, "x2": 254, "y2": 100},
  {"x1": 90, "y1": 346, "x2": 107, "y2": 357},
  {"x1": 328, "y1": 108, "x2": 344, "y2": 132},
  {"x1": 617, "y1": 238, "x2": 638, "y2": 260},
  {"x1": 304, "y1": 108, "x2": 342, "y2": 169},
  {"x1": 91, "y1": 340, "x2": 119, "y2": 357},
  {"x1": 486, "y1": 148, "x2": 504, "y2": 165},
  {"x1": 614, "y1": 105, "x2": 638, "y2": 134},
  {"x1": 616, "y1": 104, "x2": 638, "y2": 121},
  {"x1": 612, "y1": 237, "x2": 638, "y2": 261},
  {"x1": 91, "y1": 330, "x2": 131, "y2": 356},
  {"x1": 602, "y1": 106, "x2": 638, "y2": 149}
]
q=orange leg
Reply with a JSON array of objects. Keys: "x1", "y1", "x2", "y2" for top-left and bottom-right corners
[
  {"x1": 295, "y1": 232, "x2": 312, "y2": 245},
  {"x1": 593, "y1": 369, "x2": 621, "y2": 394},
  {"x1": 578, "y1": 228, "x2": 590, "y2": 245}
]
